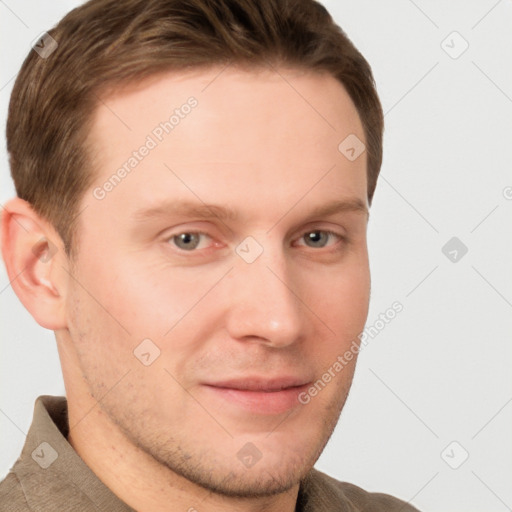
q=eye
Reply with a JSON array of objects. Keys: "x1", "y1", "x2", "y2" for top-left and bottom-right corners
[
  {"x1": 168, "y1": 232, "x2": 211, "y2": 251},
  {"x1": 297, "y1": 230, "x2": 343, "y2": 249}
]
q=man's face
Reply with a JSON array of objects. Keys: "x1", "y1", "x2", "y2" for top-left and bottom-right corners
[{"x1": 64, "y1": 66, "x2": 370, "y2": 496}]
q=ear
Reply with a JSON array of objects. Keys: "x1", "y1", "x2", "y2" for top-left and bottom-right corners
[{"x1": 1, "y1": 197, "x2": 69, "y2": 330}]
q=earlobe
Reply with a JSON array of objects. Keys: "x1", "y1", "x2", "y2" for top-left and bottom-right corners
[{"x1": 1, "y1": 198, "x2": 68, "y2": 330}]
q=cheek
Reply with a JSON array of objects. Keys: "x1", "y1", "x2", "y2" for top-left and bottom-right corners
[
  {"x1": 338, "y1": 265, "x2": 370, "y2": 329},
  {"x1": 64, "y1": 258, "x2": 146, "y2": 381},
  {"x1": 302, "y1": 257, "x2": 370, "y2": 339},
  {"x1": 74, "y1": 250, "x2": 223, "y2": 356},
  {"x1": 65, "y1": 276, "x2": 130, "y2": 357},
  {"x1": 72, "y1": 254, "x2": 168, "y2": 338}
]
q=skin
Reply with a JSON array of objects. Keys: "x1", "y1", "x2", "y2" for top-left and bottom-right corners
[{"x1": 2, "y1": 66, "x2": 370, "y2": 512}]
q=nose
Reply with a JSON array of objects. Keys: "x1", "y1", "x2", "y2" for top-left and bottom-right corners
[{"x1": 224, "y1": 242, "x2": 308, "y2": 348}]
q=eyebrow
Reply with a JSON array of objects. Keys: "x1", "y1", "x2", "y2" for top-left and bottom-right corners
[
  {"x1": 306, "y1": 198, "x2": 368, "y2": 219},
  {"x1": 131, "y1": 198, "x2": 368, "y2": 224}
]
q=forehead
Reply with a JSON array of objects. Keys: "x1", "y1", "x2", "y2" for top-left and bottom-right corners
[{"x1": 84, "y1": 66, "x2": 367, "y2": 225}]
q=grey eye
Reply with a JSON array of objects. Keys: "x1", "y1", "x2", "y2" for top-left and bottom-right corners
[
  {"x1": 172, "y1": 232, "x2": 201, "y2": 250},
  {"x1": 303, "y1": 231, "x2": 330, "y2": 248}
]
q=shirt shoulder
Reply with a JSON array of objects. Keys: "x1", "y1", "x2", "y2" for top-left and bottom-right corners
[
  {"x1": 0, "y1": 471, "x2": 31, "y2": 511},
  {"x1": 0, "y1": 395, "x2": 135, "y2": 512},
  {"x1": 299, "y1": 468, "x2": 421, "y2": 512}
]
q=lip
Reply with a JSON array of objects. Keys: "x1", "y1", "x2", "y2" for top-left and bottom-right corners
[
  {"x1": 205, "y1": 376, "x2": 311, "y2": 392},
  {"x1": 202, "y1": 376, "x2": 312, "y2": 415}
]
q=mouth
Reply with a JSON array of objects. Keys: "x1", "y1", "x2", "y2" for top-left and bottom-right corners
[{"x1": 201, "y1": 377, "x2": 312, "y2": 414}]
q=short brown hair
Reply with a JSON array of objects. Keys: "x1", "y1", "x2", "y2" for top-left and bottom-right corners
[{"x1": 7, "y1": 0, "x2": 383, "y2": 255}]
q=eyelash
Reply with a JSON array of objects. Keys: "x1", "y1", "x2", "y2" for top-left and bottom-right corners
[{"x1": 164, "y1": 229, "x2": 347, "y2": 254}]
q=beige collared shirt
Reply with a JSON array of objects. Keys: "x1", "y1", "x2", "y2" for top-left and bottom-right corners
[{"x1": 0, "y1": 396, "x2": 420, "y2": 511}]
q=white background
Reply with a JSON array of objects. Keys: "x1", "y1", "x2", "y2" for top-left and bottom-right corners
[{"x1": 1, "y1": 1, "x2": 511, "y2": 511}]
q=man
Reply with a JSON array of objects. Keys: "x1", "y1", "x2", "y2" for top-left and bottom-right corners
[{"x1": 0, "y1": 0, "x2": 420, "y2": 510}]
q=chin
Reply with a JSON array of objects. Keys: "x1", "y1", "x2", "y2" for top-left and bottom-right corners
[{"x1": 177, "y1": 458, "x2": 308, "y2": 499}]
